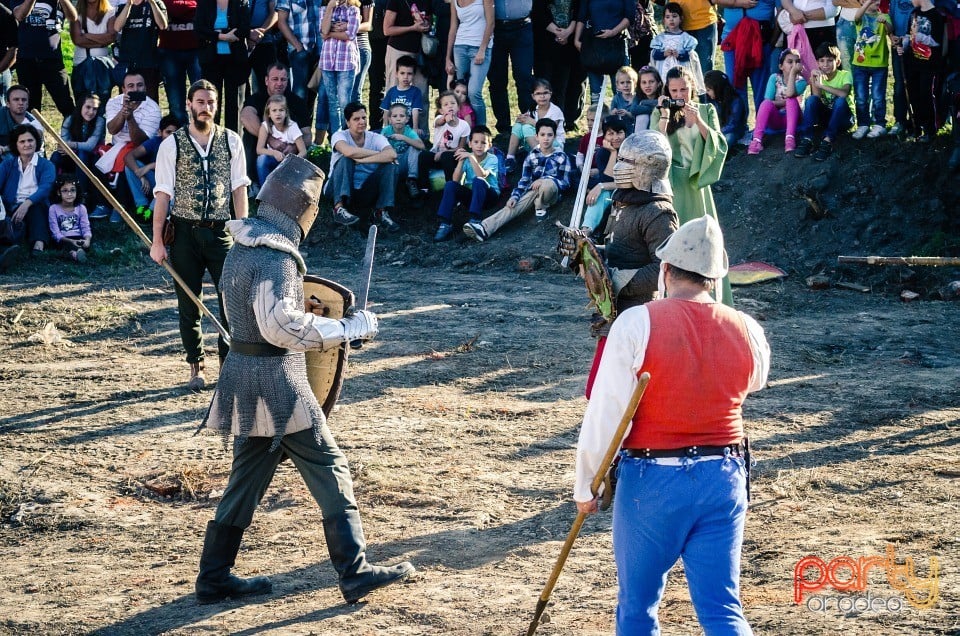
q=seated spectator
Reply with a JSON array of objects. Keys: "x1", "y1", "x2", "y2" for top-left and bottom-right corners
[
  {"x1": 12, "y1": 0, "x2": 76, "y2": 116},
  {"x1": 505, "y1": 78, "x2": 565, "y2": 173},
  {"x1": 581, "y1": 114, "x2": 629, "y2": 235},
  {"x1": 794, "y1": 43, "x2": 852, "y2": 161},
  {"x1": 47, "y1": 175, "x2": 92, "y2": 262},
  {"x1": 418, "y1": 90, "x2": 470, "y2": 188},
  {"x1": 114, "y1": 0, "x2": 169, "y2": 100},
  {"x1": 575, "y1": 103, "x2": 607, "y2": 172},
  {"x1": 449, "y1": 78, "x2": 476, "y2": 129},
  {"x1": 69, "y1": 0, "x2": 118, "y2": 109},
  {"x1": 748, "y1": 49, "x2": 807, "y2": 155},
  {"x1": 634, "y1": 66, "x2": 663, "y2": 132},
  {"x1": 123, "y1": 113, "x2": 180, "y2": 221},
  {"x1": 380, "y1": 56, "x2": 424, "y2": 132},
  {"x1": 0, "y1": 86, "x2": 45, "y2": 161},
  {"x1": 256, "y1": 95, "x2": 307, "y2": 185},
  {"x1": 703, "y1": 70, "x2": 747, "y2": 148},
  {"x1": 0, "y1": 125, "x2": 56, "y2": 257},
  {"x1": 100, "y1": 72, "x2": 162, "y2": 171},
  {"x1": 51, "y1": 94, "x2": 106, "y2": 195},
  {"x1": 380, "y1": 103, "x2": 425, "y2": 200},
  {"x1": 462, "y1": 118, "x2": 570, "y2": 242},
  {"x1": 433, "y1": 124, "x2": 499, "y2": 242},
  {"x1": 328, "y1": 102, "x2": 399, "y2": 230}
]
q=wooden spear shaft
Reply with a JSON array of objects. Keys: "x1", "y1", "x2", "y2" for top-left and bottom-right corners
[
  {"x1": 838, "y1": 256, "x2": 960, "y2": 267},
  {"x1": 526, "y1": 372, "x2": 651, "y2": 636},
  {"x1": 31, "y1": 109, "x2": 231, "y2": 343}
]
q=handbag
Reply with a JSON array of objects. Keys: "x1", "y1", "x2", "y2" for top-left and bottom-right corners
[
  {"x1": 580, "y1": 27, "x2": 627, "y2": 75},
  {"x1": 162, "y1": 216, "x2": 175, "y2": 247}
]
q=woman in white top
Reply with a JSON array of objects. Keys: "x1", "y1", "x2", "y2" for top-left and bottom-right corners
[
  {"x1": 444, "y1": 0, "x2": 494, "y2": 125},
  {"x1": 780, "y1": 0, "x2": 838, "y2": 56},
  {"x1": 69, "y1": 0, "x2": 118, "y2": 109}
]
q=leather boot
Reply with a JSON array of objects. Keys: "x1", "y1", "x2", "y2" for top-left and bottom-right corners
[
  {"x1": 195, "y1": 520, "x2": 273, "y2": 604},
  {"x1": 188, "y1": 361, "x2": 206, "y2": 392},
  {"x1": 322, "y1": 511, "x2": 415, "y2": 604}
]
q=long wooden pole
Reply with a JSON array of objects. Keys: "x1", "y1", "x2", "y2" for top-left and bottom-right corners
[
  {"x1": 526, "y1": 372, "x2": 651, "y2": 636},
  {"x1": 838, "y1": 255, "x2": 960, "y2": 267},
  {"x1": 31, "y1": 109, "x2": 231, "y2": 343}
]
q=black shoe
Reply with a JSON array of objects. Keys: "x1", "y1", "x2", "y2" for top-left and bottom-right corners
[
  {"x1": 323, "y1": 512, "x2": 416, "y2": 604},
  {"x1": 794, "y1": 137, "x2": 814, "y2": 158},
  {"x1": 405, "y1": 179, "x2": 420, "y2": 200},
  {"x1": 196, "y1": 520, "x2": 273, "y2": 604},
  {"x1": 813, "y1": 139, "x2": 833, "y2": 161},
  {"x1": 949, "y1": 147, "x2": 960, "y2": 171}
]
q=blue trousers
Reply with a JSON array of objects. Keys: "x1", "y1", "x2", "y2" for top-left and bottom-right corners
[
  {"x1": 453, "y1": 44, "x2": 494, "y2": 125},
  {"x1": 352, "y1": 44, "x2": 372, "y2": 104},
  {"x1": 852, "y1": 66, "x2": 888, "y2": 127},
  {"x1": 437, "y1": 177, "x2": 498, "y2": 221},
  {"x1": 158, "y1": 47, "x2": 201, "y2": 126},
  {"x1": 799, "y1": 95, "x2": 852, "y2": 141},
  {"x1": 613, "y1": 454, "x2": 751, "y2": 636},
  {"x1": 722, "y1": 46, "x2": 773, "y2": 115},
  {"x1": 688, "y1": 23, "x2": 717, "y2": 74},
  {"x1": 124, "y1": 160, "x2": 157, "y2": 208}
]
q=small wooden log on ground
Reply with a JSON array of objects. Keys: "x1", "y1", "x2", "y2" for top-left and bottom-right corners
[{"x1": 839, "y1": 256, "x2": 960, "y2": 267}]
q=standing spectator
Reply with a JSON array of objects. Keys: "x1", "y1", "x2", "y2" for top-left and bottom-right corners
[
  {"x1": 276, "y1": 0, "x2": 322, "y2": 116},
  {"x1": 533, "y1": 0, "x2": 585, "y2": 128},
  {"x1": 0, "y1": 125, "x2": 56, "y2": 255},
  {"x1": 0, "y1": 86, "x2": 45, "y2": 160},
  {"x1": 69, "y1": 0, "x2": 118, "y2": 110},
  {"x1": 849, "y1": 0, "x2": 890, "y2": 139},
  {"x1": 781, "y1": 0, "x2": 838, "y2": 55},
  {"x1": 649, "y1": 3, "x2": 701, "y2": 90},
  {"x1": 0, "y1": 4, "x2": 17, "y2": 108},
  {"x1": 379, "y1": 55, "x2": 424, "y2": 130},
  {"x1": 123, "y1": 113, "x2": 180, "y2": 220},
  {"x1": 11, "y1": 0, "x2": 77, "y2": 116},
  {"x1": 367, "y1": 0, "x2": 390, "y2": 117},
  {"x1": 195, "y1": 0, "x2": 251, "y2": 133},
  {"x1": 247, "y1": 0, "x2": 280, "y2": 95},
  {"x1": 114, "y1": 0, "x2": 169, "y2": 100},
  {"x1": 834, "y1": 0, "x2": 859, "y2": 72},
  {"x1": 574, "y1": 0, "x2": 633, "y2": 105},
  {"x1": 629, "y1": 0, "x2": 657, "y2": 68},
  {"x1": 149, "y1": 80, "x2": 250, "y2": 390},
  {"x1": 445, "y1": 0, "x2": 495, "y2": 126},
  {"x1": 159, "y1": 0, "x2": 202, "y2": 126},
  {"x1": 900, "y1": 0, "x2": 946, "y2": 142},
  {"x1": 717, "y1": 0, "x2": 776, "y2": 114},
  {"x1": 240, "y1": 63, "x2": 310, "y2": 183},
  {"x1": 659, "y1": 0, "x2": 718, "y2": 73},
  {"x1": 383, "y1": 0, "x2": 433, "y2": 96},
  {"x1": 488, "y1": 0, "x2": 534, "y2": 134},
  {"x1": 319, "y1": 0, "x2": 362, "y2": 133},
  {"x1": 887, "y1": 0, "x2": 913, "y2": 136},
  {"x1": 352, "y1": 0, "x2": 374, "y2": 103}
]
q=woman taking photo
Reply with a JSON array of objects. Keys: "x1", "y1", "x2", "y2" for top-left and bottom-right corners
[
  {"x1": 444, "y1": 0, "x2": 494, "y2": 126},
  {"x1": 0, "y1": 125, "x2": 56, "y2": 255},
  {"x1": 195, "y1": 0, "x2": 251, "y2": 131},
  {"x1": 651, "y1": 66, "x2": 731, "y2": 304}
]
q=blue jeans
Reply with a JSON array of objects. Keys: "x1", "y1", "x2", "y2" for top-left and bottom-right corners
[
  {"x1": 800, "y1": 95, "x2": 852, "y2": 140},
  {"x1": 453, "y1": 44, "x2": 494, "y2": 125},
  {"x1": 352, "y1": 45, "x2": 372, "y2": 104},
  {"x1": 124, "y1": 160, "x2": 156, "y2": 208},
  {"x1": 328, "y1": 157, "x2": 396, "y2": 210},
  {"x1": 256, "y1": 153, "x2": 282, "y2": 186},
  {"x1": 852, "y1": 66, "x2": 888, "y2": 127},
  {"x1": 835, "y1": 18, "x2": 856, "y2": 73},
  {"x1": 687, "y1": 23, "x2": 718, "y2": 74},
  {"x1": 588, "y1": 68, "x2": 626, "y2": 107},
  {"x1": 489, "y1": 22, "x2": 535, "y2": 132},
  {"x1": 437, "y1": 177, "x2": 498, "y2": 221},
  {"x1": 723, "y1": 46, "x2": 772, "y2": 114},
  {"x1": 322, "y1": 68, "x2": 356, "y2": 132},
  {"x1": 289, "y1": 46, "x2": 325, "y2": 130},
  {"x1": 613, "y1": 454, "x2": 751, "y2": 635},
  {"x1": 158, "y1": 47, "x2": 201, "y2": 125}
]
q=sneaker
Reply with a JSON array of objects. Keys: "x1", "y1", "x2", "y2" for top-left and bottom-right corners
[
  {"x1": 794, "y1": 137, "x2": 814, "y2": 158},
  {"x1": 852, "y1": 125, "x2": 869, "y2": 140},
  {"x1": 867, "y1": 124, "x2": 885, "y2": 138},
  {"x1": 333, "y1": 204, "x2": 359, "y2": 226},
  {"x1": 813, "y1": 139, "x2": 833, "y2": 161},
  {"x1": 917, "y1": 133, "x2": 931, "y2": 144},
  {"x1": 747, "y1": 139, "x2": 763, "y2": 155},
  {"x1": 462, "y1": 220, "x2": 487, "y2": 242},
  {"x1": 135, "y1": 204, "x2": 152, "y2": 222},
  {"x1": 433, "y1": 223, "x2": 453, "y2": 242},
  {"x1": 504, "y1": 156, "x2": 517, "y2": 173},
  {"x1": 89, "y1": 205, "x2": 110, "y2": 220},
  {"x1": 75, "y1": 248, "x2": 87, "y2": 263},
  {"x1": 737, "y1": 130, "x2": 753, "y2": 146},
  {"x1": 889, "y1": 122, "x2": 903, "y2": 136},
  {"x1": 534, "y1": 209, "x2": 548, "y2": 221},
  {"x1": 405, "y1": 179, "x2": 420, "y2": 200},
  {"x1": 785, "y1": 135, "x2": 796, "y2": 153},
  {"x1": 374, "y1": 208, "x2": 400, "y2": 232},
  {"x1": 109, "y1": 209, "x2": 122, "y2": 223}
]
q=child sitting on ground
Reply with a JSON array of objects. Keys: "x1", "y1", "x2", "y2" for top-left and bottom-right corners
[
  {"x1": 704, "y1": 70, "x2": 747, "y2": 148},
  {"x1": 381, "y1": 103, "x2": 425, "y2": 200},
  {"x1": 580, "y1": 114, "x2": 630, "y2": 237},
  {"x1": 610, "y1": 66, "x2": 641, "y2": 120},
  {"x1": 448, "y1": 78, "x2": 476, "y2": 129},
  {"x1": 256, "y1": 95, "x2": 307, "y2": 185},
  {"x1": 47, "y1": 175, "x2": 91, "y2": 263},
  {"x1": 419, "y1": 90, "x2": 471, "y2": 188},
  {"x1": 650, "y1": 3, "x2": 704, "y2": 94},
  {"x1": 749, "y1": 49, "x2": 808, "y2": 154},
  {"x1": 433, "y1": 125, "x2": 500, "y2": 241},
  {"x1": 381, "y1": 56, "x2": 425, "y2": 133},
  {"x1": 504, "y1": 78, "x2": 565, "y2": 173},
  {"x1": 795, "y1": 43, "x2": 853, "y2": 161},
  {"x1": 123, "y1": 114, "x2": 181, "y2": 222},
  {"x1": 576, "y1": 103, "x2": 608, "y2": 171},
  {"x1": 851, "y1": 0, "x2": 892, "y2": 139},
  {"x1": 463, "y1": 118, "x2": 571, "y2": 242},
  {"x1": 634, "y1": 66, "x2": 663, "y2": 132}
]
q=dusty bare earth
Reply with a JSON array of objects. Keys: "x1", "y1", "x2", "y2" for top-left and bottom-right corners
[{"x1": 1, "y1": 137, "x2": 959, "y2": 636}]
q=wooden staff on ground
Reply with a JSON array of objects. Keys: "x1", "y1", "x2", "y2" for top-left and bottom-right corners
[{"x1": 838, "y1": 256, "x2": 960, "y2": 267}]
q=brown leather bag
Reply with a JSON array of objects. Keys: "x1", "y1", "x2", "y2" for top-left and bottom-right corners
[{"x1": 162, "y1": 217, "x2": 175, "y2": 246}]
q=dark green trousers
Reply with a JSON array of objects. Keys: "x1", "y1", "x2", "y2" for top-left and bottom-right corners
[{"x1": 168, "y1": 220, "x2": 232, "y2": 364}]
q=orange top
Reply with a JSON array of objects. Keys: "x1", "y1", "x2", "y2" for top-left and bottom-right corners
[{"x1": 671, "y1": 0, "x2": 717, "y2": 32}]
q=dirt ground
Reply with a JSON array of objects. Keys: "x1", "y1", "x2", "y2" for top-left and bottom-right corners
[{"x1": 1, "y1": 137, "x2": 959, "y2": 636}]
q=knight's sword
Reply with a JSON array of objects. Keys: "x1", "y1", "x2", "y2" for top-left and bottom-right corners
[{"x1": 349, "y1": 225, "x2": 377, "y2": 349}]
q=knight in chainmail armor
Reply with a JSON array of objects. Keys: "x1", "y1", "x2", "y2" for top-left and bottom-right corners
[{"x1": 194, "y1": 154, "x2": 415, "y2": 606}]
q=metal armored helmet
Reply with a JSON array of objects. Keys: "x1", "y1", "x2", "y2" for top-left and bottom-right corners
[
  {"x1": 613, "y1": 130, "x2": 672, "y2": 195},
  {"x1": 655, "y1": 215, "x2": 729, "y2": 279},
  {"x1": 257, "y1": 155, "x2": 326, "y2": 239}
]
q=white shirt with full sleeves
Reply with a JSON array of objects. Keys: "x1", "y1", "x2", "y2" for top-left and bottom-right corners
[
  {"x1": 573, "y1": 303, "x2": 771, "y2": 503},
  {"x1": 153, "y1": 128, "x2": 251, "y2": 199}
]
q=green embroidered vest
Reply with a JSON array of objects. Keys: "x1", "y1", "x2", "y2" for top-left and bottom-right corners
[{"x1": 171, "y1": 127, "x2": 232, "y2": 222}]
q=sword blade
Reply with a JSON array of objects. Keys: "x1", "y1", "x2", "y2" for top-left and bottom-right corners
[{"x1": 357, "y1": 224, "x2": 377, "y2": 310}]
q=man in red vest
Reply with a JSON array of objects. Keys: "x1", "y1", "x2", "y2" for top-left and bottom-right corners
[{"x1": 574, "y1": 214, "x2": 770, "y2": 635}]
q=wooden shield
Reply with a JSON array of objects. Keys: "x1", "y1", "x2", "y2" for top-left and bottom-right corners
[{"x1": 303, "y1": 275, "x2": 354, "y2": 417}]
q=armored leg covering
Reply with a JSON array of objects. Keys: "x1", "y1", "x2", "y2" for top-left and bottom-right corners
[
  {"x1": 196, "y1": 520, "x2": 273, "y2": 604},
  {"x1": 322, "y1": 511, "x2": 415, "y2": 604}
]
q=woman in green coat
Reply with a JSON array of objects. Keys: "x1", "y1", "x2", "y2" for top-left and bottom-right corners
[{"x1": 651, "y1": 66, "x2": 732, "y2": 305}]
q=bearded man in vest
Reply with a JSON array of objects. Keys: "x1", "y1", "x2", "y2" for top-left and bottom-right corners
[
  {"x1": 574, "y1": 215, "x2": 771, "y2": 635},
  {"x1": 150, "y1": 79, "x2": 248, "y2": 391}
]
